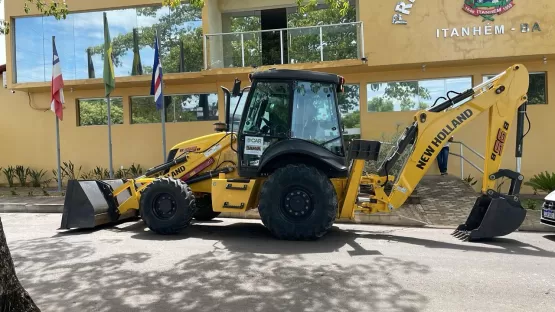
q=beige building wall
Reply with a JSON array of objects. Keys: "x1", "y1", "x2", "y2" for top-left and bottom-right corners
[{"x1": 0, "y1": 0, "x2": 553, "y2": 194}]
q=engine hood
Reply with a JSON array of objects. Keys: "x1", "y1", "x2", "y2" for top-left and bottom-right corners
[{"x1": 545, "y1": 190, "x2": 555, "y2": 202}]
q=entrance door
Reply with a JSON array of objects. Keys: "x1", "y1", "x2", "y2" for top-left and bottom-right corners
[{"x1": 260, "y1": 8, "x2": 288, "y2": 66}]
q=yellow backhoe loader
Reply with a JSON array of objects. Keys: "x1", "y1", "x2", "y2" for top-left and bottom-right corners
[{"x1": 59, "y1": 64, "x2": 531, "y2": 242}]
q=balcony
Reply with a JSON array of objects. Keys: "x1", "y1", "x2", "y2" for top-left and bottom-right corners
[{"x1": 203, "y1": 21, "x2": 364, "y2": 70}]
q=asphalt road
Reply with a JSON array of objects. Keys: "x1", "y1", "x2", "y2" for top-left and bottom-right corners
[{"x1": 2, "y1": 213, "x2": 555, "y2": 312}]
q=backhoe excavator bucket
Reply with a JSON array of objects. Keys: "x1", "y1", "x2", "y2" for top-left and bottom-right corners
[
  {"x1": 59, "y1": 179, "x2": 136, "y2": 230},
  {"x1": 453, "y1": 194, "x2": 526, "y2": 241}
]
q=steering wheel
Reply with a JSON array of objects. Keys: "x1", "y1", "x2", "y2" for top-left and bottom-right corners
[{"x1": 262, "y1": 117, "x2": 273, "y2": 128}]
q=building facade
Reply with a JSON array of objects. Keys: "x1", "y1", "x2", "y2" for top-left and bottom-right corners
[{"x1": 0, "y1": 0, "x2": 553, "y2": 193}]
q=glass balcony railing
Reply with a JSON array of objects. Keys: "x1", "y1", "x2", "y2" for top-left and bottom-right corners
[{"x1": 203, "y1": 21, "x2": 364, "y2": 69}]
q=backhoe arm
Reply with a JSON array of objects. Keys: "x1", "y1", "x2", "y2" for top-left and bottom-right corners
[
  {"x1": 342, "y1": 64, "x2": 530, "y2": 241},
  {"x1": 372, "y1": 64, "x2": 528, "y2": 211}
]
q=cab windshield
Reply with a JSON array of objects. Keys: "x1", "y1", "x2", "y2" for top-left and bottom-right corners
[{"x1": 240, "y1": 79, "x2": 344, "y2": 156}]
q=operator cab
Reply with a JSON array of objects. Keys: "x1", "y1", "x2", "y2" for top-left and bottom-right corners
[{"x1": 221, "y1": 69, "x2": 349, "y2": 179}]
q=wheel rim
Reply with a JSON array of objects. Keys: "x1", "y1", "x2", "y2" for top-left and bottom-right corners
[
  {"x1": 152, "y1": 193, "x2": 177, "y2": 220},
  {"x1": 281, "y1": 187, "x2": 314, "y2": 222}
]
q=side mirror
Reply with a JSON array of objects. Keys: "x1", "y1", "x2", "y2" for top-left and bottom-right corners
[{"x1": 232, "y1": 78, "x2": 242, "y2": 97}]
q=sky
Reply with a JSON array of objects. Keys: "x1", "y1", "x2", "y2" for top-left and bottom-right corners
[{"x1": 12, "y1": 5, "x2": 201, "y2": 83}]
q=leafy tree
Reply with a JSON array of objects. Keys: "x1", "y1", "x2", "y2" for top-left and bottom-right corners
[
  {"x1": 338, "y1": 84, "x2": 360, "y2": 115},
  {"x1": 86, "y1": 4, "x2": 203, "y2": 74},
  {"x1": 368, "y1": 97, "x2": 395, "y2": 112},
  {"x1": 78, "y1": 99, "x2": 124, "y2": 126},
  {"x1": 0, "y1": 0, "x2": 69, "y2": 34},
  {"x1": 527, "y1": 74, "x2": 546, "y2": 104},
  {"x1": 368, "y1": 81, "x2": 432, "y2": 112},
  {"x1": 342, "y1": 111, "x2": 360, "y2": 128}
]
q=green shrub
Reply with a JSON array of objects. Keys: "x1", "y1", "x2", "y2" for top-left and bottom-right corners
[
  {"x1": 524, "y1": 199, "x2": 543, "y2": 210},
  {"x1": 61, "y1": 161, "x2": 82, "y2": 181},
  {"x1": 93, "y1": 166, "x2": 110, "y2": 180},
  {"x1": 80, "y1": 170, "x2": 96, "y2": 180},
  {"x1": 2, "y1": 166, "x2": 16, "y2": 187},
  {"x1": 15, "y1": 165, "x2": 30, "y2": 187},
  {"x1": 128, "y1": 163, "x2": 144, "y2": 177},
  {"x1": 524, "y1": 171, "x2": 555, "y2": 194},
  {"x1": 463, "y1": 175, "x2": 478, "y2": 186},
  {"x1": 29, "y1": 169, "x2": 47, "y2": 187},
  {"x1": 52, "y1": 168, "x2": 66, "y2": 186},
  {"x1": 115, "y1": 168, "x2": 129, "y2": 179}
]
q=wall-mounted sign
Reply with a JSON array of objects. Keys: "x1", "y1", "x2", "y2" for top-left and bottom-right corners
[
  {"x1": 392, "y1": 0, "x2": 416, "y2": 25},
  {"x1": 436, "y1": 21, "x2": 541, "y2": 39},
  {"x1": 463, "y1": 0, "x2": 515, "y2": 22}
]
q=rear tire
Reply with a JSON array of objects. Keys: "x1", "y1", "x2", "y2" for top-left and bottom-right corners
[
  {"x1": 193, "y1": 194, "x2": 221, "y2": 221},
  {"x1": 258, "y1": 164, "x2": 338, "y2": 240},
  {"x1": 139, "y1": 177, "x2": 197, "y2": 235}
]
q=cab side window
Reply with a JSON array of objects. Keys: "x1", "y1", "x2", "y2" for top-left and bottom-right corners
[
  {"x1": 242, "y1": 81, "x2": 291, "y2": 137},
  {"x1": 291, "y1": 81, "x2": 343, "y2": 156}
]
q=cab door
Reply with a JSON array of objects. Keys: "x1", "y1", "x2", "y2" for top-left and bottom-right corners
[{"x1": 237, "y1": 80, "x2": 293, "y2": 177}]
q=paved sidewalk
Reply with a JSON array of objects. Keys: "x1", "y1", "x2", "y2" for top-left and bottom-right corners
[{"x1": 1, "y1": 175, "x2": 553, "y2": 232}]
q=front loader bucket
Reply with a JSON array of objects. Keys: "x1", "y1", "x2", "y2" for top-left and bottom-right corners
[
  {"x1": 453, "y1": 194, "x2": 527, "y2": 241},
  {"x1": 60, "y1": 179, "x2": 135, "y2": 230}
]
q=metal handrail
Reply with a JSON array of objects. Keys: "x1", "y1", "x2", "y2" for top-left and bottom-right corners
[
  {"x1": 204, "y1": 21, "x2": 364, "y2": 36},
  {"x1": 449, "y1": 140, "x2": 485, "y2": 178},
  {"x1": 203, "y1": 21, "x2": 364, "y2": 69},
  {"x1": 451, "y1": 140, "x2": 484, "y2": 160}
]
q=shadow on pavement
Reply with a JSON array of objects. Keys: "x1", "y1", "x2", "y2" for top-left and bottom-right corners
[
  {"x1": 350, "y1": 231, "x2": 555, "y2": 258},
  {"x1": 9, "y1": 227, "x2": 430, "y2": 312},
  {"x1": 55, "y1": 218, "x2": 555, "y2": 258},
  {"x1": 544, "y1": 235, "x2": 555, "y2": 242}
]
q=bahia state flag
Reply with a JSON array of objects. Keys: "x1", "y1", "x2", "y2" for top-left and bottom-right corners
[{"x1": 50, "y1": 38, "x2": 64, "y2": 121}]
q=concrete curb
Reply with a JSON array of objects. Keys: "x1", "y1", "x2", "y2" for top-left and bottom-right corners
[
  {"x1": 0, "y1": 203, "x2": 64, "y2": 213},
  {"x1": 2, "y1": 202, "x2": 554, "y2": 233}
]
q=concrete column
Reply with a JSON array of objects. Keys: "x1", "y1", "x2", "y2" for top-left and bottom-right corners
[
  {"x1": 221, "y1": 14, "x2": 234, "y2": 67},
  {"x1": 206, "y1": 0, "x2": 224, "y2": 69}
]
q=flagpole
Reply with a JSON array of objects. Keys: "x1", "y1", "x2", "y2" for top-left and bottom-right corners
[
  {"x1": 53, "y1": 35, "x2": 62, "y2": 192},
  {"x1": 157, "y1": 30, "x2": 167, "y2": 161},
  {"x1": 55, "y1": 114, "x2": 62, "y2": 191},
  {"x1": 103, "y1": 12, "x2": 114, "y2": 179},
  {"x1": 161, "y1": 85, "x2": 166, "y2": 161},
  {"x1": 107, "y1": 94, "x2": 113, "y2": 178}
]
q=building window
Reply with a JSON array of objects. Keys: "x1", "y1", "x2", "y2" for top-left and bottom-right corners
[
  {"x1": 77, "y1": 98, "x2": 124, "y2": 126},
  {"x1": 367, "y1": 77, "x2": 473, "y2": 112},
  {"x1": 130, "y1": 93, "x2": 218, "y2": 124},
  {"x1": 229, "y1": 87, "x2": 250, "y2": 133},
  {"x1": 483, "y1": 72, "x2": 547, "y2": 104},
  {"x1": 338, "y1": 84, "x2": 360, "y2": 139},
  {"x1": 12, "y1": 2, "x2": 203, "y2": 83}
]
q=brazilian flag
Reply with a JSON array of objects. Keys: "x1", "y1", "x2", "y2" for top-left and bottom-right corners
[
  {"x1": 131, "y1": 28, "x2": 143, "y2": 76},
  {"x1": 103, "y1": 12, "x2": 115, "y2": 97}
]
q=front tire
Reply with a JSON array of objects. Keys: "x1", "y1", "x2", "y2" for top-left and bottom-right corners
[
  {"x1": 258, "y1": 164, "x2": 338, "y2": 240},
  {"x1": 139, "y1": 177, "x2": 196, "y2": 235}
]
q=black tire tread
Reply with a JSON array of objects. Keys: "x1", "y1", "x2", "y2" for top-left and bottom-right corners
[
  {"x1": 258, "y1": 164, "x2": 337, "y2": 240},
  {"x1": 139, "y1": 177, "x2": 197, "y2": 235}
]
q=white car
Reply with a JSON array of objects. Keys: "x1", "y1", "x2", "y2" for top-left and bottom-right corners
[{"x1": 540, "y1": 190, "x2": 555, "y2": 227}]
